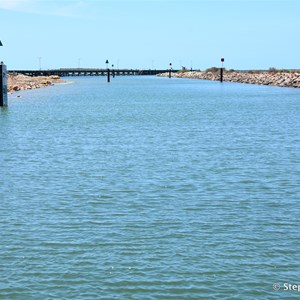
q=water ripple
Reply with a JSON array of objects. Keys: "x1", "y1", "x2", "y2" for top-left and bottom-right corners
[{"x1": 1, "y1": 77, "x2": 300, "y2": 299}]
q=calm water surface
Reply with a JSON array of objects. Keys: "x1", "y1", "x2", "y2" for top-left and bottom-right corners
[{"x1": 1, "y1": 76, "x2": 300, "y2": 299}]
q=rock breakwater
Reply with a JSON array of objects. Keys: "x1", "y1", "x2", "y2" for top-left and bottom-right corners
[
  {"x1": 8, "y1": 73, "x2": 64, "y2": 93},
  {"x1": 158, "y1": 70, "x2": 300, "y2": 88}
]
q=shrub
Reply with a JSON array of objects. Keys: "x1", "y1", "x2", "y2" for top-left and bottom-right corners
[{"x1": 205, "y1": 67, "x2": 219, "y2": 73}]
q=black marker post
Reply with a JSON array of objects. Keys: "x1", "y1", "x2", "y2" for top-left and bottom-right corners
[
  {"x1": 0, "y1": 40, "x2": 8, "y2": 107},
  {"x1": 220, "y1": 58, "x2": 224, "y2": 83},
  {"x1": 112, "y1": 64, "x2": 115, "y2": 78},
  {"x1": 169, "y1": 62, "x2": 172, "y2": 78},
  {"x1": 106, "y1": 59, "x2": 110, "y2": 83}
]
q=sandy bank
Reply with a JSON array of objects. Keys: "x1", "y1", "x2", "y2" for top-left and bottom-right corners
[
  {"x1": 8, "y1": 74, "x2": 65, "y2": 93},
  {"x1": 158, "y1": 70, "x2": 300, "y2": 88}
]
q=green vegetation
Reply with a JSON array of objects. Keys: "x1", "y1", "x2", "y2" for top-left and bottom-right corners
[{"x1": 205, "y1": 67, "x2": 220, "y2": 73}]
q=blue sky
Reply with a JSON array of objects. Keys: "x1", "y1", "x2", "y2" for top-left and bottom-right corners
[{"x1": 0, "y1": 0, "x2": 299, "y2": 70}]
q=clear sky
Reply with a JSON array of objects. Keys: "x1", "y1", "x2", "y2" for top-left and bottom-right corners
[{"x1": 0, "y1": 0, "x2": 299, "y2": 70}]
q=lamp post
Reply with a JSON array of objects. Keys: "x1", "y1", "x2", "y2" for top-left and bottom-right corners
[
  {"x1": 106, "y1": 59, "x2": 110, "y2": 82},
  {"x1": 38, "y1": 57, "x2": 42, "y2": 70},
  {"x1": 169, "y1": 62, "x2": 172, "y2": 78}
]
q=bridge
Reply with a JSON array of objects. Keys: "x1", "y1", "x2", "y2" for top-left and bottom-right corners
[{"x1": 9, "y1": 68, "x2": 176, "y2": 77}]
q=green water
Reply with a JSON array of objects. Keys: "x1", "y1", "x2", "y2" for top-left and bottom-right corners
[{"x1": 1, "y1": 76, "x2": 300, "y2": 299}]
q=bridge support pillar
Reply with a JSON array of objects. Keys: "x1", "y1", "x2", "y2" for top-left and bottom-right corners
[{"x1": 0, "y1": 62, "x2": 8, "y2": 107}]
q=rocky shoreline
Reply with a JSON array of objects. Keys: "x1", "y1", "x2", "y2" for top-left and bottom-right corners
[
  {"x1": 8, "y1": 73, "x2": 64, "y2": 93},
  {"x1": 158, "y1": 70, "x2": 300, "y2": 88}
]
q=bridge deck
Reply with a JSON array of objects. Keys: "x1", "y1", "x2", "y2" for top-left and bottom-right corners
[{"x1": 9, "y1": 69, "x2": 175, "y2": 77}]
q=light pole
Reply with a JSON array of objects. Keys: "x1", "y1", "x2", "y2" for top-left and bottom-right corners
[
  {"x1": 38, "y1": 57, "x2": 42, "y2": 70},
  {"x1": 0, "y1": 40, "x2": 2, "y2": 62},
  {"x1": 0, "y1": 40, "x2": 3, "y2": 60}
]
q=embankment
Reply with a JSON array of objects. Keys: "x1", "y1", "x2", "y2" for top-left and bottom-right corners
[
  {"x1": 158, "y1": 70, "x2": 300, "y2": 88},
  {"x1": 8, "y1": 74, "x2": 64, "y2": 93}
]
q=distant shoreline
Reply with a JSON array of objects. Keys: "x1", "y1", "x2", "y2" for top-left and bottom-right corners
[
  {"x1": 8, "y1": 74, "x2": 65, "y2": 93},
  {"x1": 158, "y1": 70, "x2": 300, "y2": 88},
  {"x1": 7, "y1": 70, "x2": 300, "y2": 92}
]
